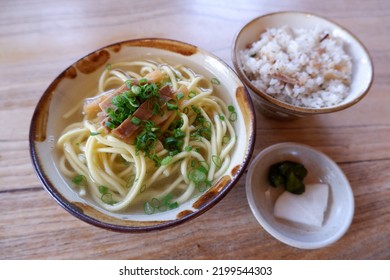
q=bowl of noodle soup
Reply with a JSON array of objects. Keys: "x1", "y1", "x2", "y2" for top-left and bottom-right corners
[{"x1": 30, "y1": 38, "x2": 256, "y2": 232}]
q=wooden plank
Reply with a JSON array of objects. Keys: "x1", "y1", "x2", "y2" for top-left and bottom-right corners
[{"x1": 1, "y1": 159, "x2": 389, "y2": 259}]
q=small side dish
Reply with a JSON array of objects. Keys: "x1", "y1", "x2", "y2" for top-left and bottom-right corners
[
  {"x1": 246, "y1": 142, "x2": 354, "y2": 249},
  {"x1": 239, "y1": 26, "x2": 352, "y2": 108},
  {"x1": 232, "y1": 12, "x2": 374, "y2": 119},
  {"x1": 268, "y1": 160, "x2": 329, "y2": 227}
]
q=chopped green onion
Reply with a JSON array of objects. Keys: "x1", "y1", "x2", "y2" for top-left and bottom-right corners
[
  {"x1": 128, "y1": 96, "x2": 140, "y2": 108},
  {"x1": 168, "y1": 202, "x2": 179, "y2": 209},
  {"x1": 144, "y1": 201, "x2": 154, "y2": 215},
  {"x1": 125, "y1": 80, "x2": 132, "y2": 89},
  {"x1": 152, "y1": 103, "x2": 163, "y2": 116},
  {"x1": 105, "y1": 63, "x2": 112, "y2": 70},
  {"x1": 98, "y1": 185, "x2": 108, "y2": 194},
  {"x1": 131, "y1": 116, "x2": 141, "y2": 125},
  {"x1": 169, "y1": 150, "x2": 179, "y2": 157},
  {"x1": 212, "y1": 155, "x2": 222, "y2": 168},
  {"x1": 125, "y1": 175, "x2": 135, "y2": 188},
  {"x1": 144, "y1": 193, "x2": 179, "y2": 214},
  {"x1": 101, "y1": 193, "x2": 115, "y2": 205},
  {"x1": 138, "y1": 78, "x2": 148, "y2": 85},
  {"x1": 219, "y1": 114, "x2": 225, "y2": 121},
  {"x1": 203, "y1": 121, "x2": 211, "y2": 128},
  {"x1": 185, "y1": 146, "x2": 192, "y2": 152},
  {"x1": 191, "y1": 105, "x2": 201, "y2": 114},
  {"x1": 228, "y1": 105, "x2": 235, "y2": 112},
  {"x1": 182, "y1": 107, "x2": 189, "y2": 114},
  {"x1": 211, "y1": 78, "x2": 220, "y2": 85},
  {"x1": 222, "y1": 136, "x2": 230, "y2": 144},
  {"x1": 176, "y1": 92, "x2": 184, "y2": 100},
  {"x1": 151, "y1": 198, "x2": 161, "y2": 208},
  {"x1": 188, "y1": 91, "x2": 196, "y2": 98},
  {"x1": 72, "y1": 174, "x2": 86, "y2": 186},
  {"x1": 173, "y1": 128, "x2": 185, "y2": 138},
  {"x1": 161, "y1": 155, "x2": 173, "y2": 165},
  {"x1": 166, "y1": 99, "x2": 178, "y2": 111},
  {"x1": 158, "y1": 203, "x2": 168, "y2": 212},
  {"x1": 197, "y1": 165, "x2": 208, "y2": 174},
  {"x1": 105, "y1": 120, "x2": 115, "y2": 129},
  {"x1": 131, "y1": 85, "x2": 141, "y2": 95},
  {"x1": 229, "y1": 112, "x2": 237, "y2": 122},
  {"x1": 140, "y1": 183, "x2": 146, "y2": 193},
  {"x1": 189, "y1": 169, "x2": 207, "y2": 184}
]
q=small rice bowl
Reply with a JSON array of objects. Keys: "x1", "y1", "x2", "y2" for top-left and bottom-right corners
[{"x1": 239, "y1": 26, "x2": 352, "y2": 108}]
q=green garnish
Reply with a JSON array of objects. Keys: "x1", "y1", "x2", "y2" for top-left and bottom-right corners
[
  {"x1": 185, "y1": 146, "x2": 193, "y2": 152},
  {"x1": 189, "y1": 106, "x2": 212, "y2": 141},
  {"x1": 176, "y1": 92, "x2": 184, "y2": 100},
  {"x1": 268, "y1": 161, "x2": 308, "y2": 194},
  {"x1": 125, "y1": 80, "x2": 132, "y2": 89},
  {"x1": 131, "y1": 116, "x2": 141, "y2": 125},
  {"x1": 222, "y1": 136, "x2": 230, "y2": 145},
  {"x1": 98, "y1": 185, "x2": 108, "y2": 194},
  {"x1": 131, "y1": 85, "x2": 141, "y2": 95},
  {"x1": 106, "y1": 81, "x2": 160, "y2": 129},
  {"x1": 139, "y1": 183, "x2": 146, "y2": 193},
  {"x1": 152, "y1": 102, "x2": 163, "y2": 116},
  {"x1": 101, "y1": 193, "x2": 116, "y2": 205},
  {"x1": 188, "y1": 161, "x2": 212, "y2": 192},
  {"x1": 211, "y1": 78, "x2": 220, "y2": 85},
  {"x1": 189, "y1": 169, "x2": 207, "y2": 184},
  {"x1": 228, "y1": 105, "x2": 237, "y2": 122},
  {"x1": 125, "y1": 175, "x2": 136, "y2": 188},
  {"x1": 212, "y1": 155, "x2": 222, "y2": 168},
  {"x1": 144, "y1": 193, "x2": 179, "y2": 215},
  {"x1": 191, "y1": 105, "x2": 201, "y2": 114},
  {"x1": 161, "y1": 155, "x2": 173, "y2": 165},
  {"x1": 229, "y1": 112, "x2": 237, "y2": 122},
  {"x1": 134, "y1": 120, "x2": 161, "y2": 165},
  {"x1": 188, "y1": 91, "x2": 196, "y2": 99},
  {"x1": 144, "y1": 201, "x2": 155, "y2": 215},
  {"x1": 72, "y1": 174, "x2": 87, "y2": 186},
  {"x1": 90, "y1": 131, "x2": 101, "y2": 136},
  {"x1": 166, "y1": 99, "x2": 178, "y2": 111},
  {"x1": 98, "y1": 185, "x2": 116, "y2": 205},
  {"x1": 173, "y1": 128, "x2": 185, "y2": 138}
]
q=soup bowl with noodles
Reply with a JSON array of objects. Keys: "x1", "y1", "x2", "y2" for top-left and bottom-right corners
[{"x1": 29, "y1": 38, "x2": 256, "y2": 232}]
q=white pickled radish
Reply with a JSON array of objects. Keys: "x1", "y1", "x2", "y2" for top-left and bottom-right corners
[{"x1": 274, "y1": 183, "x2": 329, "y2": 227}]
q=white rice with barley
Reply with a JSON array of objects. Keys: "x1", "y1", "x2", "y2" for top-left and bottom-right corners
[{"x1": 240, "y1": 26, "x2": 352, "y2": 108}]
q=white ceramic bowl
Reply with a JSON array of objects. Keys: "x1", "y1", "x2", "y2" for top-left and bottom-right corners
[
  {"x1": 232, "y1": 11, "x2": 374, "y2": 119},
  {"x1": 246, "y1": 142, "x2": 354, "y2": 249},
  {"x1": 30, "y1": 38, "x2": 256, "y2": 232}
]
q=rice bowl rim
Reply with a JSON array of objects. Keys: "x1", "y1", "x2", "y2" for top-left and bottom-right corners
[{"x1": 232, "y1": 11, "x2": 374, "y2": 114}]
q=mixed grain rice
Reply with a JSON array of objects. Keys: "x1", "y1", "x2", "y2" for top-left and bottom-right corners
[{"x1": 240, "y1": 26, "x2": 352, "y2": 108}]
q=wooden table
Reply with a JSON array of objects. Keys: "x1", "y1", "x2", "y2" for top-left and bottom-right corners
[{"x1": 1, "y1": 0, "x2": 389, "y2": 260}]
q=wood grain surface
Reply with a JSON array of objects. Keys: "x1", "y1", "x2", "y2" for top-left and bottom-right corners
[{"x1": 0, "y1": 0, "x2": 389, "y2": 259}]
